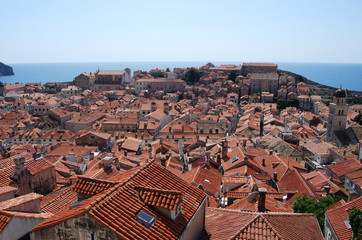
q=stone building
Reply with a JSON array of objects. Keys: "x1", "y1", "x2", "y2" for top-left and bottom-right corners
[
  {"x1": 242, "y1": 63, "x2": 278, "y2": 76},
  {"x1": 326, "y1": 88, "x2": 348, "y2": 143},
  {"x1": 75, "y1": 131, "x2": 112, "y2": 151},
  {"x1": 74, "y1": 72, "x2": 96, "y2": 91},
  {"x1": 135, "y1": 78, "x2": 186, "y2": 94},
  {"x1": 94, "y1": 69, "x2": 131, "y2": 91},
  {"x1": 250, "y1": 73, "x2": 279, "y2": 95},
  {"x1": 9, "y1": 156, "x2": 57, "y2": 196}
]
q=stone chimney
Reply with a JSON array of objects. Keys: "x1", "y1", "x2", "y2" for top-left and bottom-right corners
[
  {"x1": 10, "y1": 156, "x2": 33, "y2": 196},
  {"x1": 222, "y1": 138, "x2": 228, "y2": 159},
  {"x1": 151, "y1": 101, "x2": 157, "y2": 112},
  {"x1": 164, "y1": 102, "x2": 169, "y2": 114},
  {"x1": 258, "y1": 188, "x2": 267, "y2": 212},
  {"x1": 10, "y1": 156, "x2": 26, "y2": 183},
  {"x1": 161, "y1": 157, "x2": 166, "y2": 167},
  {"x1": 273, "y1": 172, "x2": 278, "y2": 182}
]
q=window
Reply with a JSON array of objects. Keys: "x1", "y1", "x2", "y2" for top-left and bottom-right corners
[{"x1": 136, "y1": 211, "x2": 155, "y2": 229}]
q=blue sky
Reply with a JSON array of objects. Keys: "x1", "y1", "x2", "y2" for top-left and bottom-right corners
[{"x1": 1, "y1": 0, "x2": 362, "y2": 63}]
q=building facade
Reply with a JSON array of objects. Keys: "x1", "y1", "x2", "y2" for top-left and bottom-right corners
[
  {"x1": 135, "y1": 78, "x2": 186, "y2": 94},
  {"x1": 326, "y1": 89, "x2": 348, "y2": 143}
]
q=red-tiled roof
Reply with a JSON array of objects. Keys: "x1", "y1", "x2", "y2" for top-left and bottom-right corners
[
  {"x1": 0, "y1": 193, "x2": 43, "y2": 211},
  {"x1": 203, "y1": 208, "x2": 323, "y2": 240},
  {"x1": 33, "y1": 161, "x2": 206, "y2": 239},
  {"x1": 325, "y1": 196, "x2": 362, "y2": 240},
  {"x1": 181, "y1": 166, "x2": 222, "y2": 197},
  {"x1": 72, "y1": 176, "x2": 116, "y2": 196},
  {"x1": 326, "y1": 158, "x2": 362, "y2": 178},
  {"x1": 41, "y1": 187, "x2": 77, "y2": 214},
  {"x1": 0, "y1": 210, "x2": 12, "y2": 233},
  {"x1": 135, "y1": 186, "x2": 182, "y2": 211}
]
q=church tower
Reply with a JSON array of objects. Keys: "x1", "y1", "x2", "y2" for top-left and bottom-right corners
[{"x1": 326, "y1": 88, "x2": 348, "y2": 142}]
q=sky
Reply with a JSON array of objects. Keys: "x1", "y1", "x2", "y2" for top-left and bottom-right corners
[{"x1": 1, "y1": 0, "x2": 362, "y2": 64}]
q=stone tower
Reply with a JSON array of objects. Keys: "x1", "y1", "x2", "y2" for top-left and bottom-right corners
[{"x1": 326, "y1": 88, "x2": 348, "y2": 142}]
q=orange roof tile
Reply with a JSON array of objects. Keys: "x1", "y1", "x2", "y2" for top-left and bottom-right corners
[
  {"x1": 33, "y1": 161, "x2": 206, "y2": 239},
  {"x1": 325, "y1": 196, "x2": 362, "y2": 240},
  {"x1": 135, "y1": 186, "x2": 182, "y2": 211},
  {"x1": 72, "y1": 176, "x2": 116, "y2": 196},
  {"x1": 0, "y1": 210, "x2": 12, "y2": 233}
]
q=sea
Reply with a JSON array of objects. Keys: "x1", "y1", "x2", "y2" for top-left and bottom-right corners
[{"x1": 1, "y1": 62, "x2": 362, "y2": 91}]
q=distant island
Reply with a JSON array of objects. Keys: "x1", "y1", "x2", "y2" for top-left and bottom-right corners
[{"x1": 0, "y1": 62, "x2": 14, "y2": 76}]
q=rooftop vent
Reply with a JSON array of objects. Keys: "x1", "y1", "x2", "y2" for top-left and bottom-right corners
[{"x1": 136, "y1": 210, "x2": 155, "y2": 229}]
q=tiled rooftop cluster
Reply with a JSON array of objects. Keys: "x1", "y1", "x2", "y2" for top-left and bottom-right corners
[{"x1": 0, "y1": 62, "x2": 360, "y2": 239}]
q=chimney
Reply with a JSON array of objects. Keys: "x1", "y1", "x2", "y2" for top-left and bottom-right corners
[
  {"x1": 69, "y1": 152, "x2": 75, "y2": 162},
  {"x1": 217, "y1": 154, "x2": 221, "y2": 164},
  {"x1": 273, "y1": 172, "x2": 278, "y2": 182},
  {"x1": 222, "y1": 138, "x2": 228, "y2": 159},
  {"x1": 124, "y1": 150, "x2": 128, "y2": 156},
  {"x1": 144, "y1": 122, "x2": 147, "y2": 129},
  {"x1": 262, "y1": 158, "x2": 265, "y2": 167},
  {"x1": 269, "y1": 150, "x2": 273, "y2": 155},
  {"x1": 10, "y1": 156, "x2": 26, "y2": 183},
  {"x1": 164, "y1": 102, "x2": 169, "y2": 114},
  {"x1": 161, "y1": 157, "x2": 166, "y2": 167},
  {"x1": 258, "y1": 188, "x2": 267, "y2": 212},
  {"x1": 324, "y1": 185, "x2": 331, "y2": 194},
  {"x1": 243, "y1": 139, "x2": 246, "y2": 147}
]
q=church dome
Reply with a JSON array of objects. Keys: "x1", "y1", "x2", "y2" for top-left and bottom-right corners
[{"x1": 334, "y1": 88, "x2": 346, "y2": 98}]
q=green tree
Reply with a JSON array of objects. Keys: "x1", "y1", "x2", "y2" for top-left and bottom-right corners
[
  {"x1": 228, "y1": 70, "x2": 237, "y2": 82},
  {"x1": 150, "y1": 72, "x2": 165, "y2": 78},
  {"x1": 293, "y1": 193, "x2": 346, "y2": 231},
  {"x1": 348, "y1": 207, "x2": 362, "y2": 240},
  {"x1": 184, "y1": 67, "x2": 200, "y2": 84},
  {"x1": 352, "y1": 114, "x2": 362, "y2": 125}
]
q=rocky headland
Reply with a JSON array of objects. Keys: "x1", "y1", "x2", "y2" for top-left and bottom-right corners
[{"x1": 0, "y1": 62, "x2": 14, "y2": 76}]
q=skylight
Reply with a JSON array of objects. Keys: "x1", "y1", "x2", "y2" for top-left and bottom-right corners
[
  {"x1": 231, "y1": 156, "x2": 239, "y2": 163},
  {"x1": 136, "y1": 210, "x2": 155, "y2": 229}
]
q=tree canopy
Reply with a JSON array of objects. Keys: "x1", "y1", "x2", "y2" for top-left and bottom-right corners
[
  {"x1": 348, "y1": 207, "x2": 362, "y2": 240},
  {"x1": 352, "y1": 114, "x2": 362, "y2": 125},
  {"x1": 228, "y1": 70, "x2": 238, "y2": 82},
  {"x1": 183, "y1": 67, "x2": 200, "y2": 84},
  {"x1": 292, "y1": 193, "x2": 346, "y2": 231}
]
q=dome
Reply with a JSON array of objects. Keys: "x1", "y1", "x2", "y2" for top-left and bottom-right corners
[{"x1": 334, "y1": 88, "x2": 346, "y2": 98}]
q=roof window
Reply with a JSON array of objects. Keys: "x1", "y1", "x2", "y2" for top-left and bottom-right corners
[
  {"x1": 231, "y1": 156, "x2": 239, "y2": 163},
  {"x1": 136, "y1": 210, "x2": 155, "y2": 229}
]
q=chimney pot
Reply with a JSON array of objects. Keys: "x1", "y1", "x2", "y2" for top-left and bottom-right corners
[
  {"x1": 273, "y1": 172, "x2": 278, "y2": 181},
  {"x1": 258, "y1": 188, "x2": 267, "y2": 212}
]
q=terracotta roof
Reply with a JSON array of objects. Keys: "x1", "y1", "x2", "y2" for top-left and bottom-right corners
[
  {"x1": 72, "y1": 176, "x2": 116, "y2": 196},
  {"x1": 0, "y1": 210, "x2": 12, "y2": 233},
  {"x1": 33, "y1": 161, "x2": 206, "y2": 239},
  {"x1": 181, "y1": 167, "x2": 222, "y2": 197},
  {"x1": 326, "y1": 158, "x2": 362, "y2": 178},
  {"x1": 325, "y1": 197, "x2": 362, "y2": 240},
  {"x1": 0, "y1": 192, "x2": 43, "y2": 211},
  {"x1": 135, "y1": 186, "x2": 182, "y2": 211},
  {"x1": 41, "y1": 187, "x2": 77, "y2": 214},
  {"x1": 203, "y1": 208, "x2": 323, "y2": 240}
]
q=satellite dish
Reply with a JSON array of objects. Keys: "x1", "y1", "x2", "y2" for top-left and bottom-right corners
[{"x1": 247, "y1": 191, "x2": 259, "y2": 203}]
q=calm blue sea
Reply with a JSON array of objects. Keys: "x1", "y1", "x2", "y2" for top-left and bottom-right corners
[{"x1": 1, "y1": 62, "x2": 362, "y2": 91}]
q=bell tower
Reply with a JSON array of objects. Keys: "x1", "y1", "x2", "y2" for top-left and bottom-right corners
[{"x1": 326, "y1": 88, "x2": 348, "y2": 142}]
